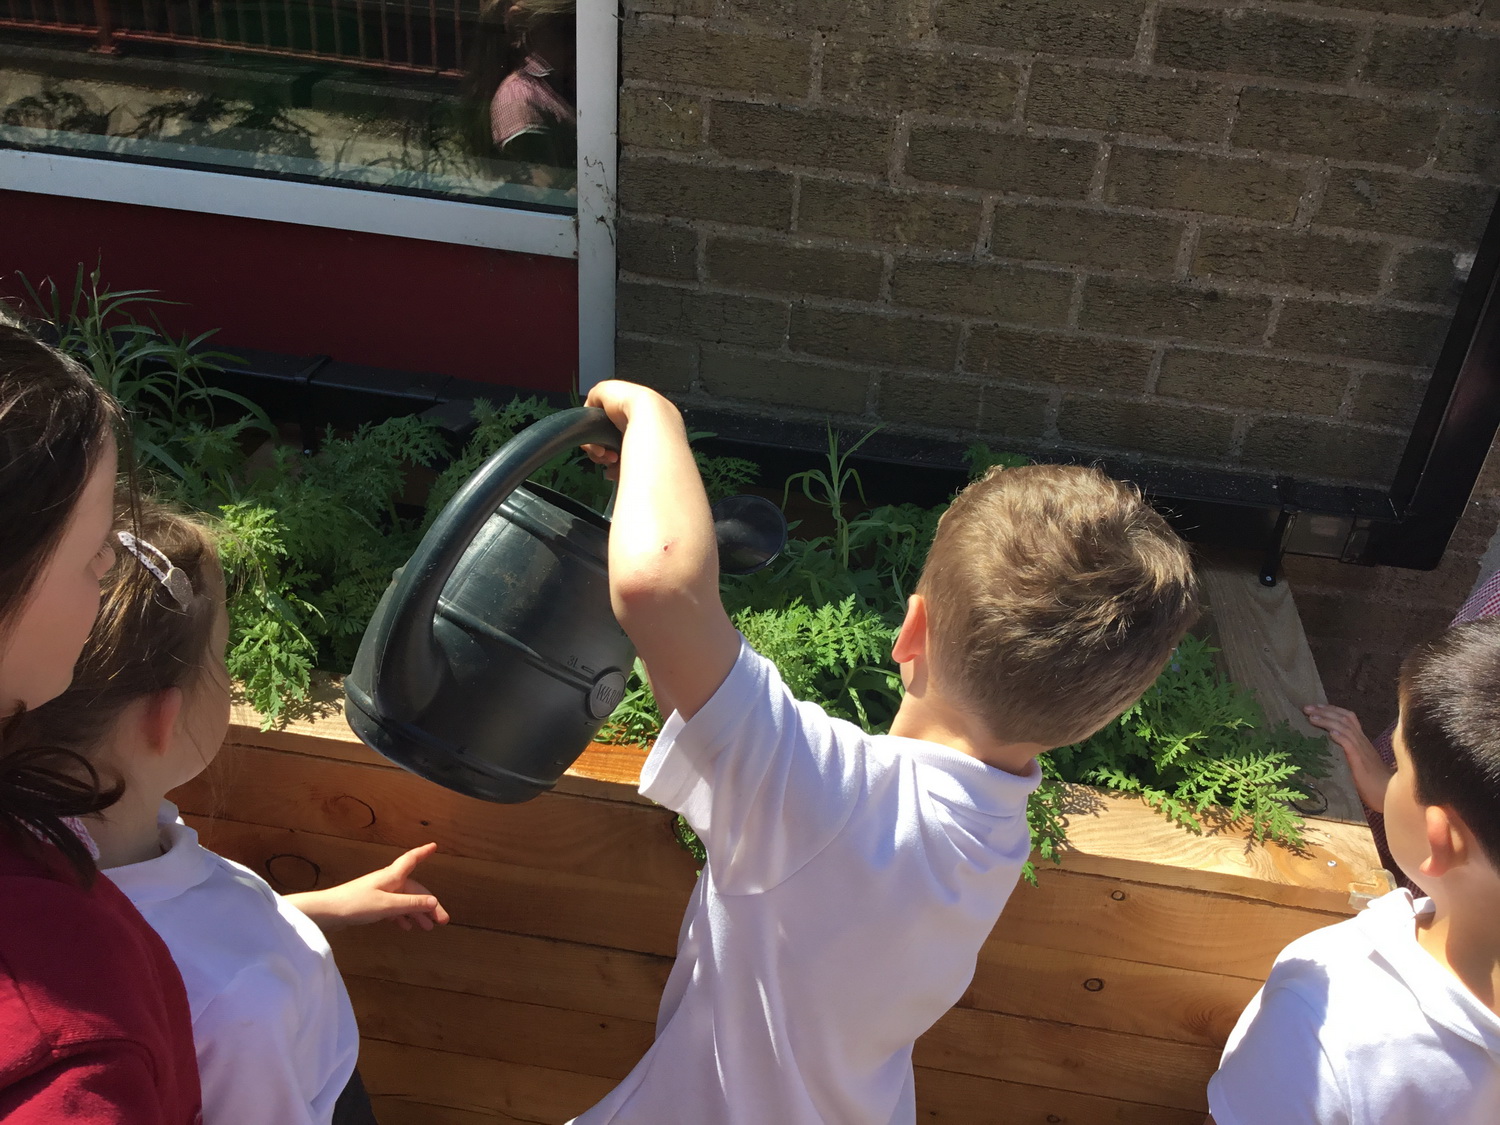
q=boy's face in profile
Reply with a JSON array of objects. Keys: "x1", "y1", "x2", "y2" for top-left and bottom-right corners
[{"x1": 1385, "y1": 717, "x2": 1430, "y2": 882}]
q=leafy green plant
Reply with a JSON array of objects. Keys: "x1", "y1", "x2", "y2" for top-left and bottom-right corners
[
  {"x1": 1050, "y1": 634, "x2": 1331, "y2": 846},
  {"x1": 22, "y1": 265, "x2": 268, "y2": 482},
  {"x1": 28, "y1": 274, "x2": 1333, "y2": 877}
]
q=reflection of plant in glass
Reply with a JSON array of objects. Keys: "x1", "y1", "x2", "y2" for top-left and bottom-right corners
[
  {"x1": 1, "y1": 85, "x2": 115, "y2": 134},
  {"x1": 127, "y1": 93, "x2": 316, "y2": 159}
]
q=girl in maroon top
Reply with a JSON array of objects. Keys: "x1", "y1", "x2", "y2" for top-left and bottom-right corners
[{"x1": 0, "y1": 311, "x2": 201, "y2": 1123}]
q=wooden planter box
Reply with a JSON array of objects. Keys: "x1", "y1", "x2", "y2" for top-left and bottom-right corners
[{"x1": 172, "y1": 561, "x2": 1381, "y2": 1125}]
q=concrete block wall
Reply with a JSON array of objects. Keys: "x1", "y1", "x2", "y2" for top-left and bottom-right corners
[{"x1": 615, "y1": 0, "x2": 1499, "y2": 491}]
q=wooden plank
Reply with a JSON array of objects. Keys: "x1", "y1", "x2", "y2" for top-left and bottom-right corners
[
  {"x1": 916, "y1": 1006, "x2": 1216, "y2": 1112},
  {"x1": 344, "y1": 976, "x2": 654, "y2": 1080},
  {"x1": 1199, "y1": 553, "x2": 1365, "y2": 824},
  {"x1": 330, "y1": 923, "x2": 673, "y2": 1024},
  {"x1": 556, "y1": 741, "x2": 655, "y2": 806},
  {"x1": 369, "y1": 1098, "x2": 524, "y2": 1125},
  {"x1": 995, "y1": 868, "x2": 1345, "y2": 980},
  {"x1": 965, "y1": 939, "x2": 1258, "y2": 1048},
  {"x1": 1051, "y1": 787, "x2": 1379, "y2": 912},
  {"x1": 172, "y1": 746, "x2": 698, "y2": 892},
  {"x1": 914, "y1": 1067, "x2": 1203, "y2": 1125},
  {"x1": 227, "y1": 680, "x2": 1377, "y2": 905},
  {"x1": 230, "y1": 684, "x2": 656, "y2": 804},
  {"x1": 359, "y1": 1039, "x2": 612, "y2": 1124},
  {"x1": 187, "y1": 817, "x2": 690, "y2": 956}
]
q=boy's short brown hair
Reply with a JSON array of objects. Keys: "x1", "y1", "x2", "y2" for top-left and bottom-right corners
[{"x1": 916, "y1": 464, "x2": 1198, "y2": 748}]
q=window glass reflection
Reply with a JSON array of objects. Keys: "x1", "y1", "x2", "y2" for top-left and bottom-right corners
[{"x1": 0, "y1": 0, "x2": 578, "y2": 210}]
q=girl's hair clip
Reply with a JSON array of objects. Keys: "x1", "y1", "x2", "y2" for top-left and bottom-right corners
[{"x1": 116, "y1": 531, "x2": 195, "y2": 610}]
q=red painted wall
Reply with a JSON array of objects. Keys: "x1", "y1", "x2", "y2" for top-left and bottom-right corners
[{"x1": 1, "y1": 191, "x2": 579, "y2": 391}]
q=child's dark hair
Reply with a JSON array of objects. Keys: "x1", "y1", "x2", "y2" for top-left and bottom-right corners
[
  {"x1": 0, "y1": 309, "x2": 124, "y2": 879},
  {"x1": 1399, "y1": 617, "x2": 1500, "y2": 869},
  {"x1": 9, "y1": 501, "x2": 221, "y2": 811}
]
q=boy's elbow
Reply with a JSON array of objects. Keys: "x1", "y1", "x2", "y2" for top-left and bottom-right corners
[
  {"x1": 611, "y1": 566, "x2": 686, "y2": 629},
  {"x1": 610, "y1": 555, "x2": 718, "y2": 635}
]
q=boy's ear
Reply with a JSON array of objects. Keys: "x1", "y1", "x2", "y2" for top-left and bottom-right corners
[
  {"x1": 892, "y1": 594, "x2": 928, "y2": 665},
  {"x1": 140, "y1": 687, "x2": 185, "y2": 757},
  {"x1": 1419, "y1": 804, "x2": 1466, "y2": 879}
]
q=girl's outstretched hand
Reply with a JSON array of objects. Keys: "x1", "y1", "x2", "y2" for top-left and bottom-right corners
[
  {"x1": 1303, "y1": 704, "x2": 1393, "y2": 814},
  {"x1": 287, "y1": 843, "x2": 451, "y2": 933}
]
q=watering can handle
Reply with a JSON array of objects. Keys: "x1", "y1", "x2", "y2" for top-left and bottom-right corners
[{"x1": 367, "y1": 407, "x2": 623, "y2": 724}]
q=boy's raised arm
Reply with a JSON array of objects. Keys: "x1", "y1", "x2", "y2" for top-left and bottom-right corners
[{"x1": 584, "y1": 381, "x2": 741, "y2": 722}]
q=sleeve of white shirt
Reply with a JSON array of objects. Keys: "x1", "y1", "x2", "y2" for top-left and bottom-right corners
[
  {"x1": 640, "y1": 636, "x2": 873, "y2": 894},
  {"x1": 1208, "y1": 978, "x2": 1351, "y2": 1125},
  {"x1": 192, "y1": 962, "x2": 326, "y2": 1125}
]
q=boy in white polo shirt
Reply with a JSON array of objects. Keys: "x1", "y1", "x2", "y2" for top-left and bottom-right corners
[
  {"x1": 1208, "y1": 619, "x2": 1500, "y2": 1125},
  {"x1": 573, "y1": 380, "x2": 1199, "y2": 1125}
]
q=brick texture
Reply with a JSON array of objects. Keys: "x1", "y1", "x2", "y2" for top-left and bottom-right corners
[
  {"x1": 710, "y1": 103, "x2": 891, "y2": 173},
  {"x1": 989, "y1": 204, "x2": 1182, "y2": 273},
  {"x1": 1389, "y1": 247, "x2": 1465, "y2": 304},
  {"x1": 1078, "y1": 279, "x2": 1272, "y2": 345},
  {"x1": 618, "y1": 0, "x2": 1497, "y2": 484},
  {"x1": 1437, "y1": 112, "x2": 1500, "y2": 179},
  {"x1": 1362, "y1": 28, "x2": 1500, "y2": 103},
  {"x1": 789, "y1": 307, "x2": 960, "y2": 370},
  {"x1": 822, "y1": 45, "x2": 1020, "y2": 118},
  {"x1": 1057, "y1": 395, "x2": 1238, "y2": 460},
  {"x1": 933, "y1": 0, "x2": 1148, "y2": 58},
  {"x1": 889, "y1": 259, "x2": 1074, "y2": 324},
  {"x1": 700, "y1": 347, "x2": 869, "y2": 413},
  {"x1": 1348, "y1": 371, "x2": 1429, "y2": 427},
  {"x1": 1154, "y1": 9, "x2": 1362, "y2": 84},
  {"x1": 965, "y1": 328, "x2": 1154, "y2": 393},
  {"x1": 615, "y1": 336, "x2": 695, "y2": 394},
  {"x1": 619, "y1": 89, "x2": 703, "y2": 151},
  {"x1": 623, "y1": 24, "x2": 811, "y2": 99},
  {"x1": 1241, "y1": 417, "x2": 1407, "y2": 482},
  {"x1": 1156, "y1": 350, "x2": 1350, "y2": 415},
  {"x1": 618, "y1": 218, "x2": 697, "y2": 281},
  {"x1": 1025, "y1": 65, "x2": 1232, "y2": 142},
  {"x1": 1273, "y1": 301, "x2": 1452, "y2": 366},
  {"x1": 1104, "y1": 148, "x2": 1306, "y2": 221},
  {"x1": 1232, "y1": 89, "x2": 1443, "y2": 168},
  {"x1": 620, "y1": 158, "x2": 793, "y2": 228},
  {"x1": 798, "y1": 181, "x2": 980, "y2": 248},
  {"x1": 618, "y1": 0, "x2": 1500, "y2": 723},
  {"x1": 1191, "y1": 227, "x2": 1385, "y2": 294},
  {"x1": 906, "y1": 128, "x2": 1096, "y2": 195},
  {"x1": 706, "y1": 237, "x2": 884, "y2": 300},
  {"x1": 1318, "y1": 170, "x2": 1497, "y2": 241}
]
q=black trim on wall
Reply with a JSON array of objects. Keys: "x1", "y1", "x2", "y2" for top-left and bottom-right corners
[{"x1": 1361, "y1": 196, "x2": 1500, "y2": 570}]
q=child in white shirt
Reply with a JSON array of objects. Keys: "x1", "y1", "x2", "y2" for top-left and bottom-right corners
[
  {"x1": 570, "y1": 381, "x2": 1201, "y2": 1125},
  {"x1": 1210, "y1": 620, "x2": 1500, "y2": 1125},
  {"x1": 11, "y1": 502, "x2": 450, "y2": 1125}
]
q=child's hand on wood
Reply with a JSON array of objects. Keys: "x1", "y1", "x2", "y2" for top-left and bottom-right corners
[
  {"x1": 287, "y1": 843, "x2": 451, "y2": 934},
  {"x1": 1303, "y1": 704, "x2": 1393, "y2": 814}
]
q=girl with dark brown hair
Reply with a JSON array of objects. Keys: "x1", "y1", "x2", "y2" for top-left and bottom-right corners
[
  {"x1": 0, "y1": 311, "x2": 202, "y2": 1122},
  {"x1": 10, "y1": 500, "x2": 449, "y2": 1125}
]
